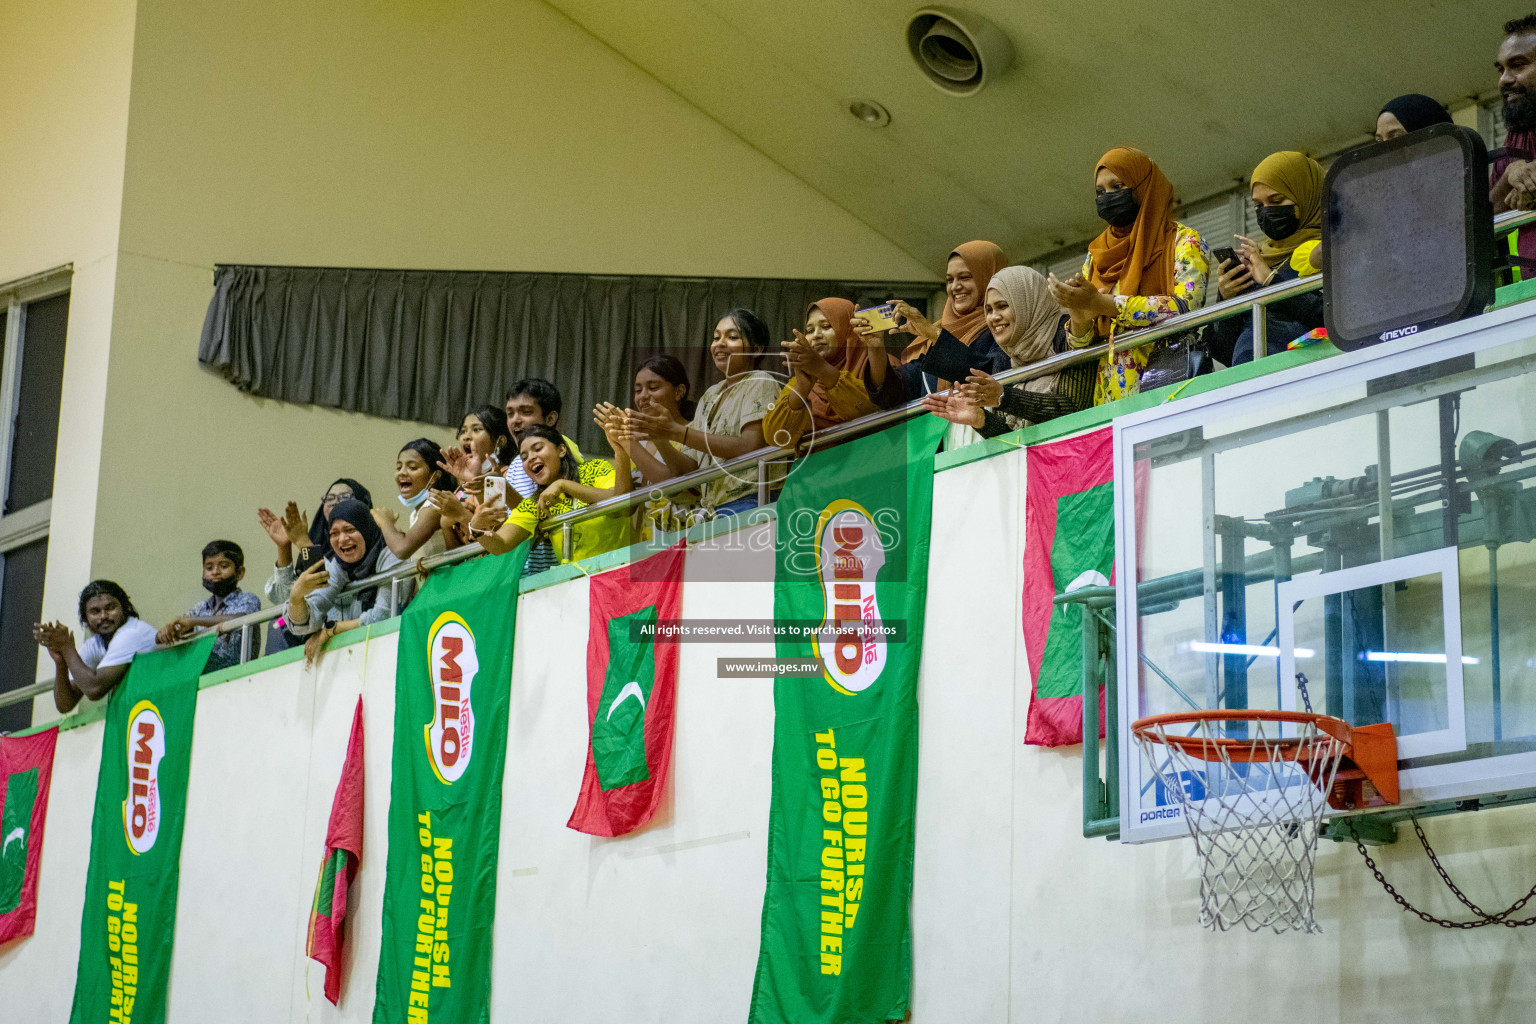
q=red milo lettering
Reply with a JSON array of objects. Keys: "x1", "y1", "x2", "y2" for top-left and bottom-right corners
[
  {"x1": 832, "y1": 524, "x2": 863, "y2": 580},
  {"x1": 439, "y1": 636, "x2": 463, "y2": 681}
]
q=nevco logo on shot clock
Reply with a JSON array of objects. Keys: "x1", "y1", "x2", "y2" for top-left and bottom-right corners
[
  {"x1": 1379, "y1": 324, "x2": 1418, "y2": 342},
  {"x1": 123, "y1": 700, "x2": 166, "y2": 855},
  {"x1": 425, "y1": 612, "x2": 479, "y2": 784},
  {"x1": 812, "y1": 500, "x2": 888, "y2": 695}
]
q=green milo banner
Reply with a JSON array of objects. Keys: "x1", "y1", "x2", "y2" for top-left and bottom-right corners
[
  {"x1": 749, "y1": 417, "x2": 946, "y2": 1024},
  {"x1": 69, "y1": 635, "x2": 215, "y2": 1024},
  {"x1": 373, "y1": 545, "x2": 528, "y2": 1024}
]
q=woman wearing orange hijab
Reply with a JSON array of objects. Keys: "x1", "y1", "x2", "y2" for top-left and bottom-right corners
[
  {"x1": 760, "y1": 298, "x2": 878, "y2": 451},
  {"x1": 1048, "y1": 148, "x2": 1210, "y2": 404},
  {"x1": 858, "y1": 240, "x2": 1013, "y2": 406}
]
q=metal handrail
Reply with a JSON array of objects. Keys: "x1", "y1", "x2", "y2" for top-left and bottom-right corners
[{"x1": 6, "y1": 208, "x2": 1535, "y2": 712}]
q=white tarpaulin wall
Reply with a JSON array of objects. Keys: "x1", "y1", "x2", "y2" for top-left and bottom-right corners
[{"x1": 3, "y1": 441, "x2": 1536, "y2": 1022}]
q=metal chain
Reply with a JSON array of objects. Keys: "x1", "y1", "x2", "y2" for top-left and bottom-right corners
[
  {"x1": 1295, "y1": 674, "x2": 1536, "y2": 927},
  {"x1": 1406, "y1": 816, "x2": 1536, "y2": 922},
  {"x1": 1347, "y1": 818, "x2": 1536, "y2": 928}
]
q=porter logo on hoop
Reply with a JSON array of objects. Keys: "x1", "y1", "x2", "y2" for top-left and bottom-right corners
[
  {"x1": 123, "y1": 699, "x2": 166, "y2": 855},
  {"x1": 812, "y1": 500, "x2": 888, "y2": 695},
  {"x1": 424, "y1": 611, "x2": 479, "y2": 784}
]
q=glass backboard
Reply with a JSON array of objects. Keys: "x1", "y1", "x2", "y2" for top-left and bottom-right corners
[{"x1": 1114, "y1": 304, "x2": 1536, "y2": 843}]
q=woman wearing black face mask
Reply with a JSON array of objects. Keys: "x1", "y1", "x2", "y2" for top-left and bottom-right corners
[
  {"x1": 1047, "y1": 147, "x2": 1211, "y2": 404},
  {"x1": 1207, "y1": 151, "x2": 1326, "y2": 365}
]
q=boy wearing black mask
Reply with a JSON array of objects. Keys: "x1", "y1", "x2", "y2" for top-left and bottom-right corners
[{"x1": 157, "y1": 540, "x2": 262, "y2": 672}]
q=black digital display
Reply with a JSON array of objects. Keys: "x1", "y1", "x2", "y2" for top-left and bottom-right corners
[{"x1": 1322, "y1": 125, "x2": 1493, "y2": 351}]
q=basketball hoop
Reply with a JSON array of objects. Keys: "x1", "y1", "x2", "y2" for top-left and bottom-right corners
[{"x1": 1133, "y1": 710, "x2": 1399, "y2": 935}]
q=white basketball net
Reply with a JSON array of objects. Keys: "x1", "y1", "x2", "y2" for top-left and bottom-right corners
[{"x1": 1135, "y1": 716, "x2": 1347, "y2": 934}]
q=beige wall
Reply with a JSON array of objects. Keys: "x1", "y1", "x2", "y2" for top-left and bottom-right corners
[
  {"x1": 84, "y1": 0, "x2": 933, "y2": 632},
  {"x1": 0, "y1": 0, "x2": 135, "y2": 285},
  {"x1": 0, "y1": 0, "x2": 137, "y2": 688}
]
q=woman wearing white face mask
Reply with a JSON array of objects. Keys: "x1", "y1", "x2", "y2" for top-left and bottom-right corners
[
  {"x1": 372, "y1": 438, "x2": 453, "y2": 559},
  {"x1": 921, "y1": 266, "x2": 1095, "y2": 436}
]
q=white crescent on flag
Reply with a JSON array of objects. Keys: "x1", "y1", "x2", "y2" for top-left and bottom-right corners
[
  {"x1": 1065, "y1": 570, "x2": 1109, "y2": 594},
  {"x1": 2, "y1": 826, "x2": 22, "y2": 854},
  {"x1": 606, "y1": 681, "x2": 647, "y2": 721}
]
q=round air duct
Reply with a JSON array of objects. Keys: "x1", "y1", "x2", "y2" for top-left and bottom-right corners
[{"x1": 905, "y1": 7, "x2": 1013, "y2": 96}]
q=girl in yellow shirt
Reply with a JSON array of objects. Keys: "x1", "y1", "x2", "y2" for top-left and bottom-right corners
[{"x1": 436, "y1": 424, "x2": 633, "y2": 565}]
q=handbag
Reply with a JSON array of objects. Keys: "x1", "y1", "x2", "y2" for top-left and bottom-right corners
[{"x1": 1138, "y1": 331, "x2": 1212, "y2": 393}]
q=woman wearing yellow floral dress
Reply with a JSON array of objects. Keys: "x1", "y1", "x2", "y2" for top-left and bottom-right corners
[{"x1": 1048, "y1": 147, "x2": 1210, "y2": 404}]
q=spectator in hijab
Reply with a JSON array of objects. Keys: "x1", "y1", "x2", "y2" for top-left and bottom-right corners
[
  {"x1": 1375, "y1": 93, "x2": 1453, "y2": 142},
  {"x1": 760, "y1": 298, "x2": 877, "y2": 451},
  {"x1": 257, "y1": 478, "x2": 374, "y2": 607},
  {"x1": 1493, "y1": 14, "x2": 1536, "y2": 247},
  {"x1": 373, "y1": 438, "x2": 451, "y2": 560},
  {"x1": 1208, "y1": 151, "x2": 1327, "y2": 364},
  {"x1": 858, "y1": 242, "x2": 1011, "y2": 406},
  {"x1": 921, "y1": 266, "x2": 1093, "y2": 436},
  {"x1": 34, "y1": 580, "x2": 158, "y2": 715},
  {"x1": 284, "y1": 498, "x2": 403, "y2": 637},
  {"x1": 625, "y1": 309, "x2": 780, "y2": 517},
  {"x1": 1049, "y1": 147, "x2": 1210, "y2": 404}
]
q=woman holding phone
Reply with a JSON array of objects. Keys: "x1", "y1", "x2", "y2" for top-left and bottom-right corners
[
  {"x1": 433, "y1": 405, "x2": 515, "y2": 547},
  {"x1": 284, "y1": 498, "x2": 404, "y2": 638},
  {"x1": 257, "y1": 477, "x2": 374, "y2": 607},
  {"x1": 853, "y1": 241, "x2": 1012, "y2": 406},
  {"x1": 436, "y1": 424, "x2": 632, "y2": 565},
  {"x1": 759, "y1": 298, "x2": 877, "y2": 451},
  {"x1": 921, "y1": 266, "x2": 1094, "y2": 435},
  {"x1": 1207, "y1": 151, "x2": 1326, "y2": 365}
]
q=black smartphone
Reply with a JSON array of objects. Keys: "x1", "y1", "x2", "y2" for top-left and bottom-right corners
[
  {"x1": 1211, "y1": 246, "x2": 1241, "y2": 271},
  {"x1": 294, "y1": 545, "x2": 322, "y2": 575}
]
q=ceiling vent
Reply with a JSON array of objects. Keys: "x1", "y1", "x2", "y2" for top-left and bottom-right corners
[{"x1": 905, "y1": 7, "x2": 1013, "y2": 97}]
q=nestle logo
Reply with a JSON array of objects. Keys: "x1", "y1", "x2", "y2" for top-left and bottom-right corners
[
  {"x1": 426, "y1": 611, "x2": 479, "y2": 785},
  {"x1": 1379, "y1": 325, "x2": 1419, "y2": 342}
]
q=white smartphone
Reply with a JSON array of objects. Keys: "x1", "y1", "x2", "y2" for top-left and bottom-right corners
[{"x1": 482, "y1": 476, "x2": 507, "y2": 505}]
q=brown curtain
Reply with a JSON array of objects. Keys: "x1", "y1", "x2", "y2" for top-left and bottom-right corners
[{"x1": 198, "y1": 264, "x2": 932, "y2": 453}]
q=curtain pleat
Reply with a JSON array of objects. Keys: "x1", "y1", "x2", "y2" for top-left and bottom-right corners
[{"x1": 198, "y1": 264, "x2": 933, "y2": 453}]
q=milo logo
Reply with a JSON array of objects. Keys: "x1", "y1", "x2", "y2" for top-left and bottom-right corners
[
  {"x1": 123, "y1": 700, "x2": 165, "y2": 855},
  {"x1": 424, "y1": 612, "x2": 479, "y2": 784},
  {"x1": 812, "y1": 500, "x2": 888, "y2": 695}
]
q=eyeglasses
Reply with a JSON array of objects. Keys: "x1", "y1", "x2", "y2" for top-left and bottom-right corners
[{"x1": 322, "y1": 491, "x2": 354, "y2": 507}]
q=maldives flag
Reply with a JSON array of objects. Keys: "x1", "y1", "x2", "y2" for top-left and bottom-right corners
[
  {"x1": 0, "y1": 727, "x2": 57, "y2": 945},
  {"x1": 567, "y1": 541, "x2": 685, "y2": 837},
  {"x1": 1023, "y1": 427, "x2": 1115, "y2": 747},
  {"x1": 307, "y1": 696, "x2": 365, "y2": 1004}
]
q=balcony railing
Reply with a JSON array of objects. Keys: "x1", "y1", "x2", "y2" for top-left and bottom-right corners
[{"x1": 5, "y1": 208, "x2": 1535, "y2": 716}]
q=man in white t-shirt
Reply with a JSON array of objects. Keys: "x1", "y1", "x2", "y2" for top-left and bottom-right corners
[{"x1": 33, "y1": 580, "x2": 159, "y2": 716}]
